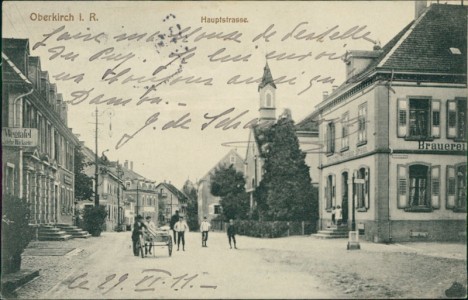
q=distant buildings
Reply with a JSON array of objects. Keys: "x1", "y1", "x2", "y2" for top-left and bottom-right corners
[
  {"x1": 197, "y1": 149, "x2": 245, "y2": 222},
  {"x1": 301, "y1": 3, "x2": 467, "y2": 242},
  {"x1": 156, "y1": 181, "x2": 188, "y2": 223},
  {"x1": 121, "y1": 160, "x2": 158, "y2": 226},
  {"x1": 2, "y1": 38, "x2": 79, "y2": 225}
]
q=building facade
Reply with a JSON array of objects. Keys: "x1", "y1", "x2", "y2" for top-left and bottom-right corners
[
  {"x1": 156, "y1": 182, "x2": 188, "y2": 223},
  {"x1": 2, "y1": 38, "x2": 79, "y2": 225},
  {"x1": 121, "y1": 161, "x2": 158, "y2": 226},
  {"x1": 309, "y1": 3, "x2": 466, "y2": 242},
  {"x1": 197, "y1": 149, "x2": 245, "y2": 222},
  {"x1": 79, "y1": 146, "x2": 125, "y2": 231}
]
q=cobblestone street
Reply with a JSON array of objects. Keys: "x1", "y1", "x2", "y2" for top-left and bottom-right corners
[{"x1": 13, "y1": 232, "x2": 467, "y2": 299}]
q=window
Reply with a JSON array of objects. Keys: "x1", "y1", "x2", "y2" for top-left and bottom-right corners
[
  {"x1": 355, "y1": 168, "x2": 369, "y2": 210},
  {"x1": 3, "y1": 164, "x2": 15, "y2": 196},
  {"x1": 325, "y1": 174, "x2": 335, "y2": 210},
  {"x1": 230, "y1": 155, "x2": 236, "y2": 164},
  {"x1": 447, "y1": 98, "x2": 467, "y2": 141},
  {"x1": 214, "y1": 205, "x2": 222, "y2": 215},
  {"x1": 266, "y1": 93, "x2": 272, "y2": 107},
  {"x1": 446, "y1": 164, "x2": 466, "y2": 212},
  {"x1": 398, "y1": 98, "x2": 441, "y2": 140},
  {"x1": 397, "y1": 164, "x2": 438, "y2": 212},
  {"x1": 341, "y1": 113, "x2": 349, "y2": 151},
  {"x1": 358, "y1": 103, "x2": 367, "y2": 144},
  {"x1": 326, "y1": 122, "x2": 335, "y2": 154}
]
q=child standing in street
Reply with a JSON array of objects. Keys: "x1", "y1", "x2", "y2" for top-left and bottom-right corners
[
  {"x1": 200, "y1": 216, "x2": 211, "y2": 247},
  {"x1": 227, "y1": 219, "x2": 237, "y2": 249}
]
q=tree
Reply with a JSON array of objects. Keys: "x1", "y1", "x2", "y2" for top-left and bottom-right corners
[
  {"x1": 210, "y1": 165, "x2": 249, "y2": 220},
  {"x1": 258, "y1": 116, "x2": 318, "y2": 221},
  {"x1": 182, "y1": 180, "x2": 199, "y2": 231},
  {"x1": 74, "y1": 146, "x2": 94, "y2": 201},
  {"x1": 82, "y1": 206, "x2": 107, "y2": 236},
  {"x1": 1, "y1": 195, "x2": 34, "y2": 275}
]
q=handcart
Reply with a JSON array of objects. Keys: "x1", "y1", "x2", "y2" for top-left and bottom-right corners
[{"x1": 136, "y1": 228, "x2": 173, "y2": 258}]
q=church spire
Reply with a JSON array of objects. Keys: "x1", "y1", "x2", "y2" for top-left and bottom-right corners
[{"x1": 258, "y1": 62, "x2": 276, "y2": 91}]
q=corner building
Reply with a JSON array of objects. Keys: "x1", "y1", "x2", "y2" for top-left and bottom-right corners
[{"x1": 309, "y1": 4, "x2": 466, "y2": 242}]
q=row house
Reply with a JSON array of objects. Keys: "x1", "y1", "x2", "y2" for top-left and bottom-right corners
[
  {"x1": 304, "y1": 3, "x2": 466, "y2": 242},
  {"x1": 79, "y1": 145, "x2": 125, "y2": 231},
  {"x1": 121, "y1": 160, "x2": 158, "y2": 226},
  {"x1": 156, "y1": 181, "x2": 188, "y2": 223},
  {"x1": 197, "y1": 149, "x2": 244, "y2": 222},
  {"x1": 2, "y1": 38, "x2": 79, "y2": 225}
]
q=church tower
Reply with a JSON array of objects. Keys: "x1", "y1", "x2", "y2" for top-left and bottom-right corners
[{"x1": 258, "y1": 62, "x2": 277, "y2": 122}]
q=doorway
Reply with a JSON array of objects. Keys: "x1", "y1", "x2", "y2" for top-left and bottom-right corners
[{"x1": 342, "y1": 172, "x2": 349, "y2": 224}]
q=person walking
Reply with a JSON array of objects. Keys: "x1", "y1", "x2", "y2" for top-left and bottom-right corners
[
  {"x1": 144, "y1": 216, "x2": 157, "y2": 255},
  {"x1": 131, "y1": 215, "x2": 147, "y2": 256},
  {"x1": 174, "y1": 216, "x2": 189, "y2": 251},
  {"x1": 227, "y1": 219, "x2": 237, "y2": 249},
  {"x1": 170, "y1": 210, "x2": 180, "y2": 243},
  {"x1": 200, "y1": 216, "x2": 211, "y2": 247}
]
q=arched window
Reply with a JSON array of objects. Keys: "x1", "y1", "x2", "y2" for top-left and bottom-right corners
[{"x1": 266, "y1": 94, "x2": 272, "y2": 107}]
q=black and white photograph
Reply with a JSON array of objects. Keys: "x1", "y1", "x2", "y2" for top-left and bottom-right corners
[{"x1": 1, "y1": 1, "x2": 467, "y2": 299}]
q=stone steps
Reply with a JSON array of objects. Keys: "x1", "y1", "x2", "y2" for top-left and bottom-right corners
[
  {"x1": 55, "y1": 224, "x2": 91, "y2": 239},
  {"x1": 38, "y1": 224, "x2": 73, "y2": 241},
  {"x1": 311, "y1": 226, "x2": 349, "y2": 239}
]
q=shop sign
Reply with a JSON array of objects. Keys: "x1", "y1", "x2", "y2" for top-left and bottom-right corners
[
  {"x1": 2, "y1": 128, "x2": 38, "y2": 147},
  {"x1": 418, "y1": 141, "x2": 466, "y2": 151},
  {"x1": 63, "y1": 174, "x2": 72, "y2": 185}
]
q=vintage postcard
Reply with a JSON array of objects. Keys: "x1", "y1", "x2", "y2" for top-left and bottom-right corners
[{"x1": 1, "y1": 1, "x2": 467, "y2": 299}]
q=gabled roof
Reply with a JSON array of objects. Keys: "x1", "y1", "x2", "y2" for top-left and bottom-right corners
[
  {"x1": 2, "y1": 52, "x2": 32, "y2": 85},
  {"x1": 155, "y1": 182, "x2": 188, "y2": 201},
  {"x1": 258, "y1": 62, "x2": 277, "y2": 91},
  {"x1": 300, "y1": 3, "x2": 467, "y2": 123},
  {"x1": 200, "y1": 149, "x2": 244, "y2": 181}
]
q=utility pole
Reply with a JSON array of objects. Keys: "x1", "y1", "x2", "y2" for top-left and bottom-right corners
[
  {"x1": 117, "y1": 161, "x2": 122, "y2": 227},
  {"x1": 136, "y1": 179, "x2": 139, "y2": 216},
  {"x1": 94, "y1": 106, "x2": 99, "y2": 207}
]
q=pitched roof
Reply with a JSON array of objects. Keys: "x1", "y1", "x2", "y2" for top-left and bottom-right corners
[
  {"x1": 258, "y1": 62, "x2": 277, "y2": 91},
  {"x1": 2, "y1": 52, "x2": 32, "y2": 85},
  {"x1": 200, "y1": 149, "x2": 244, "y2": 181},
  {"x1": 299, "y1": 3, "x2": 467, "y2": 123},
  {"x1": 155, "y1": 182, "x2": 188, "y2": 201},
  {"x1": 379, "y1": 4, "x2": 466, "y2": 73}
]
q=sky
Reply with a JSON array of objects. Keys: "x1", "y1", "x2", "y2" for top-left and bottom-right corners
[{"x1": 3, "y1": 1, "x2": 420, "y2": 188}]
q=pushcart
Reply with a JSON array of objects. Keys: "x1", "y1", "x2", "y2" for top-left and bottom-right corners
[{"x1": 136, "y1": 228, "x2": 173, "y2": 258}]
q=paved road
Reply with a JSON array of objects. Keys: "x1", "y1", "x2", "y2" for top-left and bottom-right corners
[{"x1": 42, "y1": 231, "x2": 331, "y2": 299}]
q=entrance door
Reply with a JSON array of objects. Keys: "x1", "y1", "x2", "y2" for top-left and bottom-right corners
[{"x1": 342, "y1": 172, "x2": 349, "y2": 224}]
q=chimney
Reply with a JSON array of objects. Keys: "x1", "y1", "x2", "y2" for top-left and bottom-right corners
[
  {"x1": 344, "y1": 50, "x2": 382, "y2": 80},
  {"x1": 332, "y1": 85, "x2": 338, "y2": 92},
  {"x1": 124, "y1": 160, "x2": 128, "y2": 169},
  {"x1": 415, "y1": 1, "x2": 427, "y2": 19},
  {"x1": 130, "y1": 161, "x2": 134, "y2": 170},
  {"x1": 323, "y1": 91, "x2": 329, "y2": 100}
]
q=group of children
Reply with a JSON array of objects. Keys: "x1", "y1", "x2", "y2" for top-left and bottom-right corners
[
  {"x1": 131, "y1": 212, "x2": 238, "y2": 256},
  {"x1": 331, "y1": 205, "x2": 342, "y2": 226}
]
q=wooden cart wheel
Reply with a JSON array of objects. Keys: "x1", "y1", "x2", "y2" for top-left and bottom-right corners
[
  {"x1": 168, "y1": 238, "x2": 172, "y2": 257},
  {"x1": 139, "y1": 235, "x2": 145, "y2": 258}
]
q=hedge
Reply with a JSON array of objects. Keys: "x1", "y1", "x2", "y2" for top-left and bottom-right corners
[{"x1": 212, "y1": 220, "x2": 317, "y2": 238}]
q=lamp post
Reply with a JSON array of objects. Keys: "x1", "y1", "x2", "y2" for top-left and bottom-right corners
[
  {"x1": 94, "y1": 106, "x2": 99, "y2": 207},
  {"x1": 116, "y1": 161, "x2": 124, "y2": 227}
]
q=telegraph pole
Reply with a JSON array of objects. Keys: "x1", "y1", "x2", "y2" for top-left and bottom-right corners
[{"x1": 94, "y1": 106, "x2": 99, "y2": 207}]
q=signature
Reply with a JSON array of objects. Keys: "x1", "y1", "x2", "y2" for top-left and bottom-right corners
[{"x1": 66, "y1": 269, "x2": 217, "y2": 295}]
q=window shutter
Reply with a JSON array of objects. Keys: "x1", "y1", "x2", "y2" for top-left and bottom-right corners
[
  {"x1": 447, "y1": 100, "x2": 457, "y2": 139},
  {"x1": 364, "y1": 168, "x2": 370, "y2": 209},
  {"x1": 397, "y1": 165, "x2": 407, "y2": 209},
  {"x1": 431, "y1": 100, "x2": 441, "y2": 138},
  {"x1": 209, "y1": 204, "x2": 214, "y2": 215},
  {"x1": 446, "y1": 165, "x2": 456, "y2": 209},
  {"x1": 431, "y1": 165, "x2": 440, "y2": 209},
  {"x1": 397, "y1": 98, "x2": 408, "y2": 138}
]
